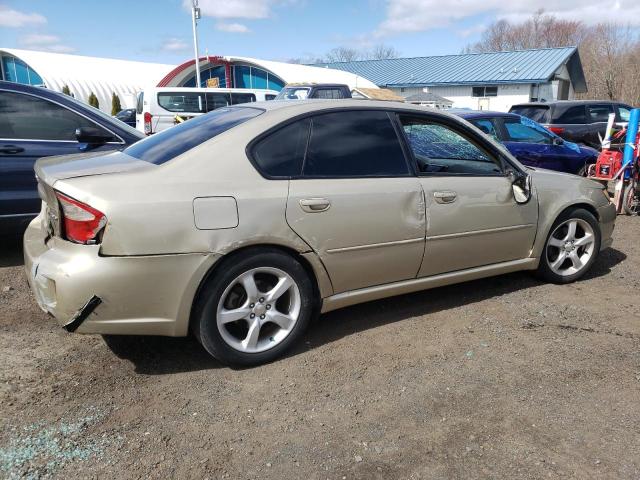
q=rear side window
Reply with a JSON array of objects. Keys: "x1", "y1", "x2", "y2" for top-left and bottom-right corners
[
  {"x1": 231, "y1": 93, "x2": 256, "y2": 105},
  {"x1": 509, "y1": 106, "x2": 550, "y2": 123},
  {"x1": 158, "y1": 92, "x2": 205, "y2": 113},
  {"x1": 618, "y1": 106, "x2": 631, "y2": 122},
  {"x1": 124, "y1": 107, "x2": 263, "y2": 165},
  {"x1": 553, "y1": 105, "x2": 586, "y2": 124},
  {"x1": 304, "y1": 111, "x2": 409, "y2": 177},
  {"x1": 469, "y1": 118, "x2": 500, "y2": 142},
  {"x1": 252, "y1": 119, "x2": 310, "y2": 177},
  {"x1": 588, "y1": 104, "x2": 614, "y2": 123},
  {"x1": 205, "y1": 92, "x2": 231, "y2": 112},
  {"x1": 0, "y1": 91, "x2": 113, "y2": 141},
  {"x1": 503, "y1": 119, "x2": 551, "y2": 144}
]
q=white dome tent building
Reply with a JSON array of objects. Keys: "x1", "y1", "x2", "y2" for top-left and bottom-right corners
[
  {"x1": 0, "y1": 48, "x2": 173, "y2": 112},
  {"x1": 0, "y1": 49, "x2": 378, "y2": 113}
]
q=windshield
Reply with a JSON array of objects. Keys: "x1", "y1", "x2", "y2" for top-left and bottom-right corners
[
  {"x1": 275, "y1": 87, "x2": 310, "y2": 100},
  {"x1": 124, "y1": 106, "x2": 263, "y2": 164}
]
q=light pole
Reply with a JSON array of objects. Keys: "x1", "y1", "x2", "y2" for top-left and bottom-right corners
[{"x1": 191, "y1": 0, "x2": 201, "y2": 88}]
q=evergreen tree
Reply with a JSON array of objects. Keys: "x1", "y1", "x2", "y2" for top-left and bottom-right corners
[
  {"x1": 111, "y1": 92, "x2": 122, "y2": 115},
  {"x1": 61, "y1": 85, "x2": 71, "y2": 96},
  {"x1": 88, "y1": 92, "x2": 99, "y2": 109}
]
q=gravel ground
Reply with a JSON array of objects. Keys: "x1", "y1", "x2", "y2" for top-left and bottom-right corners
[{"x1": 1, "y1": 217, "x2": 639, "y2": 479}]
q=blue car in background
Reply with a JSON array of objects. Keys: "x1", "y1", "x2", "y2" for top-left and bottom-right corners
[
  {"x1": 0, "y1": 81, "x2": 144, "y2": 234},
  {"x1": 454, "y1": 111, "x2": 599, "y2": 175}
]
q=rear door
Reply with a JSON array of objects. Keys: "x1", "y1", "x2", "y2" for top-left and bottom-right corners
[
  {"x1": 397, "y1": 114, "x2": 538, "y2": 277},
  {"x1": 284, "y1": 110, "x2": 426, "y2": 293},
  {"x1": 156, "y1": 91, "x2": 206, "y2": 131},
  {"x1": 0, "y1": 90, "x2": 120, "y2": 222}
]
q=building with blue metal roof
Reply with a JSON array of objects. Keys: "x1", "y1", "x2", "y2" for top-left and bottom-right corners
[{"x1": 316, "y1": 47, "x2": 587, "y2": 112}]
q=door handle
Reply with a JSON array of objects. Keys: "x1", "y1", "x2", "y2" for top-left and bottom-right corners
[
  {"x1": 299, "y1": 198, "x2": 331, "y2": 213},
  {"x1": 433, "y1": 191, "x2": 457, "y2": 204},
  {"x1": 0, "y1": 145, "x2": 25, "y2": 154}
]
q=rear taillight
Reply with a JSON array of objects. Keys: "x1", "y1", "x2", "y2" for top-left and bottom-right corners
[
  {"x1": 55, "y1": 192, "x2": 107, "y2": 244},
  {"x1": 144, "y1": 112, "x2": 152, "y2": 135},
  {"x1": 548, "y1": 126, "x2": 565, "y2": 135}
]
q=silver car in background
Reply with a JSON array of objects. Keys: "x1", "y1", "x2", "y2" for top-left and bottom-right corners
[{"x1": 24, "y1": 100, "x2": 616, "y2": 366}]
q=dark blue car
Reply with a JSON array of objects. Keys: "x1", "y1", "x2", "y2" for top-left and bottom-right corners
[
  {"x1": 0, "y1": 81, "x2": 144, "y2": 233},
  {"x1": 454, "y1": 111, "x2": 598, "y2": 175}
]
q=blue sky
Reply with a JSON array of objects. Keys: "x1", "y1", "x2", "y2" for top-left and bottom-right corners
[{"x1": 1, "y1": 1, "x2": 638, "y2": 64}]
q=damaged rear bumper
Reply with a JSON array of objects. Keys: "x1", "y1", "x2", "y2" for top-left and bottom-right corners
[{"x1": 24, "y1": 216, "x2": 219, "y2": 337}]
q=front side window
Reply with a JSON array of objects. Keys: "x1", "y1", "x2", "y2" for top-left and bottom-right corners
[
  {"x1": 0, "y1": 91, "x2": 112, "y2": 141},
  {"x1": 304, "y1": 111, "x2": 409, "y2": 177},
  {"x1": 400, "y1": 116, "x2": 502, "y2": 175},
  {"x1": 503, "y1": 119, "x2": 551, "y2": 144},
  {"x1": 124, "y1": 107, "x2": 263, "y2": 165},
  {"x1": 252, "y1": 119, "x2": 310, "y2": 177},
  {"x1": 618, "y1": 106, "x2": 631, "y2": 122},
  {"x1": 158, "y1": 92, "x2": 205, "y2": 113},
  {"x1": 205, "y1": 92, "x2": 231, "y2": 112},
  {"x1": 136, "y1": 92, "x2": 144, "y2": 114},
  {"x1": 588, "y1": 104, "x2": 614, "y2": 123}
]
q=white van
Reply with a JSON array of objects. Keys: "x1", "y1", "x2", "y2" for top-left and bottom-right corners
[{"x1": 135, "y1": 87, "x2": 279, "y2": 134}]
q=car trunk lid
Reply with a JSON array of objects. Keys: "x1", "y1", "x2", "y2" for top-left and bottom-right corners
[{"x1": 35, "y1": 150, "x2": 154, "y2": 239}]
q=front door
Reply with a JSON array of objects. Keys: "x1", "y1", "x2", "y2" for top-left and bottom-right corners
[
  {"x1": 285, "y1": 110, "x2": 425, "y2": 294},
  {"x1": 398, "y1": 114, "x2": 538, "y2": 277}
]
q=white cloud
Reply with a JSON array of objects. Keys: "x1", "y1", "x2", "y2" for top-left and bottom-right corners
[
  {"x1": 216, "y1": 22, "x2": 250, "y2": 33},
  {"x1": 457, "y1": 24, "x2": 487, "y2": 39},
  {"x1": 0, "y1": 5, "x2": 47, "y2": 27},
  {"x1": 375, "y1": 0, "x2": 640, "y2": 36},
  {"x1": 161, "y1": 37, "x2": 190, "y2": 52},
  {"x1": 19, "y1": 34, "x2": 75, "y2": 53}
]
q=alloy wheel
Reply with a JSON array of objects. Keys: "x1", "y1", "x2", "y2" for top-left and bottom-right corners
[
  {"x1": 216, "y1": 267, "x2": 301, "y2": 353},
  {"x1": 545, "y1": 218, "x2": 595, "y2": 277}
]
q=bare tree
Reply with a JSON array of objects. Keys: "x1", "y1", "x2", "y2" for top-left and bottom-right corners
[
  {"x1": 466, "y1": 11, "x2": 640, "y2": 104},
  {"x1": 325, "y1": 47, "x2": 361, "y2": 63},
  {"x1": 368, "y1": 44, "x2": 400, "y2": 60}
]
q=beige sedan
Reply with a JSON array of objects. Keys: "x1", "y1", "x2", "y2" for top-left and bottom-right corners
[{"x1": 24, "y1": 100, "x2": 616, "y2": 366}]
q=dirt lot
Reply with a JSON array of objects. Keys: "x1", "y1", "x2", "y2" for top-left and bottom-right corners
[{"x1": 1, "y1": 218, "x2": 639, "y2": 480}]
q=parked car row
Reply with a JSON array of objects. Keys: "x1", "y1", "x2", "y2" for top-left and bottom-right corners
[
  {"x1": 23, "y1": 100, "x2": 615, "y2": 366},
  {"x1": 0, "y1": 81, "x2": 143, "y2": 233},
  {"x1": 510, "y1": 100, "x2": 633, "y2": 149}
]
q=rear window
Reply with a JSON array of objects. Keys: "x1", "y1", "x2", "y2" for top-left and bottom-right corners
[
  {"x1": 509, "y1": 106, "x2": 550, "y2": 123},
  {"x1": 124, "y1": 107, "x2": 263, "y2": 164}
]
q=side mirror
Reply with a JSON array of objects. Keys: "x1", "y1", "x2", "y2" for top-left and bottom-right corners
[
  {"x1": 507, "y1": 169, "x2": 532, "y2": 204},
  {"x1": 75, "y1": 127, "x2": 113, "y2": 145},
  {"x1": 552, "y1": 136, "x2": 564, "y2": 146}
]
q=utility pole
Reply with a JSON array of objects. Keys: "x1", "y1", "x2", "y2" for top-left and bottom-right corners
[{"x1": 191, "y1": 0, "x2": 201, "y2": 88}]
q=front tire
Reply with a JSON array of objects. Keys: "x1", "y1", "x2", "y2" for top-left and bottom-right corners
[
  {"x1": 622, "y1": 183, "x2": 638, "y2": 215},
  {"x1": 536, "y1": 208, "x2": 601, "y2": 284},
  {"x1": 193, "y1": 249, "x2": 315, "y2": 367}
]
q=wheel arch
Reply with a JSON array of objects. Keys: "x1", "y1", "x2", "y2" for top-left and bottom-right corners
[
  {"x1": 532, "y1": 200, "x2": 601, "y2": 260},
  {"x1": 186, "y1": 244, "x2": 331, "y2": 335}
]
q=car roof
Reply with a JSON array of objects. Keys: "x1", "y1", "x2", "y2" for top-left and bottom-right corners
[
  {"x1": 512, "y1": 100, "x2": 626, "y2": 107},
  {"x1": 453, "y1": 110, "x2": 520, "y2": 120}
]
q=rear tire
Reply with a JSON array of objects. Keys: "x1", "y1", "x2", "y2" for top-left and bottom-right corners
[
  {"x1": 193, "y1": 248, "x2": 315, "y2": 367},
  {"x1": 535, "y1": 208, "x2": 601, "y2": 284},
  {"x1": 622, "y1": 183, "x2": 637, "y2": 215}
]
